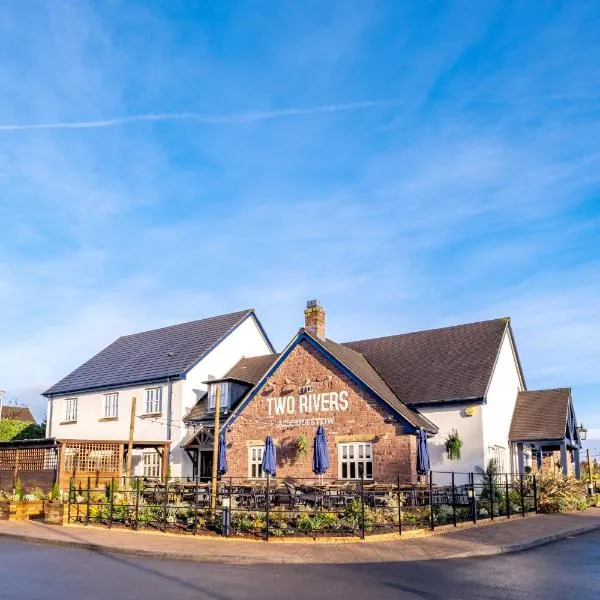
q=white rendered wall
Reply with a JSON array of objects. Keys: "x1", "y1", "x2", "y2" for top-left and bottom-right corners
[
  {"x1": 47, "y1": 380, "x2": 183, "y2": 446},
  {"x1": 482, "y1": 329, "x2": 524, "y2": 473},
  {"x1": 419, "y1": 404, "x2": 485, "y2": 486}
]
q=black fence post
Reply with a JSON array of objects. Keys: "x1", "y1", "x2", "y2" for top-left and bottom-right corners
[
  {"x1": 67, "y1": 478, "x2": 73, "y2": 524},
  {"x1": 533, "y1": 475, "x2": 538, "y2": 513},
  {"x1": 108, "y1": 477, "x2": 114, "y2": 528},
  {"x1": 86, "y1": 476, "x2": 91, "y2": 525},
  {"x1": 360, "y1": 473, "x2": 366, "y2": 539},
  {"x1": 505, "y1": 474, "x2": 510, "y2": 519},
  {"x1": 227, "y1": 478, "x2": 233, "y2": 537},
  {"x1": 193, "y1": 478, "x2": 199, "y2": 536},
  {"x1": 162, "y1": 479, "x2": 168, "y2": 532},
  {"x1": 134, "y1": 477, "x2": 140, "y2": 531},
  {"x1": 265, "y1": 474, "x2": 271, "y2": 541},
  {"x1": 451, "y1": 472, "x2": 457, "y2": 527},
  {"x1": 470, "y1": 473, "x2": 477, "y2": 524},
  {"x1": 429, "y1": 471, "x2": 434, "y2": 531},
  {"x1": 519, "y1": 474, "x2": 526, "y2": 517},
  {"x1": 397, "y1": 474, "x2": 402, "y2": 536},
  {"x1": 488, "y1": 473, "x2": 494, "y2": 520}
]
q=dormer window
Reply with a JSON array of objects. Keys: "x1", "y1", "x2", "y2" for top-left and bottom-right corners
[{"x1": 208, "y1": 381, "x2": 231, "y2": 410}]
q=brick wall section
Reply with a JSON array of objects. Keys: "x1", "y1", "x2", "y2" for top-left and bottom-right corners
[{"x1": 225, "y1": 340, "x2": 418, "y2": 483}]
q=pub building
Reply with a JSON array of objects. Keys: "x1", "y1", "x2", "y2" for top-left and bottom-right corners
[{"x1": 184, "y1": 300, "x2": 584, "y2": 484}]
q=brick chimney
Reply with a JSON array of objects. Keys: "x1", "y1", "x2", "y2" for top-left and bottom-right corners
[{"x1": 304, "y1": 299, "x2": 326, "y2": 339}]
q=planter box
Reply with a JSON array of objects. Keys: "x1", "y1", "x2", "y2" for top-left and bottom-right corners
[
  {"x1": 0, "y1": 500, "x2": 45, "y2": 521},
  {"x1": 43, "y1": 500, "x2": 67, "y2": 525}
]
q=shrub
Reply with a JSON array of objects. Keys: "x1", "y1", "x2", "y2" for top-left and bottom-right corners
[{"x1": 535, "y1": 471, "x2": 588, "y2": 513}]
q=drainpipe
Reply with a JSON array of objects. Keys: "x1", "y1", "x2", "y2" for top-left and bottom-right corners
[
  {"x1": 47, "y1": 396, "x2": 53, "y2": 438},
  {"x1": 166, "y1": 379, "x2": 173, "y2": 442}
]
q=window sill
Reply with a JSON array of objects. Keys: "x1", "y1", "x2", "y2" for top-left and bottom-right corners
[
  {"x1": 98, "y1": 417, "x2": 118, "y2": 422},
  {"x1": 139, "y1": 413, "x2": 162, "y2": 419},
  {"x1": 59, "y1": 420, "x2": 77, "y2": 425}
]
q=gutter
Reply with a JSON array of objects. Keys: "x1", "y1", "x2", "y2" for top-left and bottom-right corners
[{"x1": 166, "y1": 378, "x2": 174, "y2": 442}]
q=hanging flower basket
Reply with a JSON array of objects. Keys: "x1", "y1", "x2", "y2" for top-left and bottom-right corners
[{"x1": 444, "y1": 429, "x2": 463, "y2": 460}]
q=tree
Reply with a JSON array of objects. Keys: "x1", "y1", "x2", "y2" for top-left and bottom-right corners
[{"x1": 0, "y1": 419, "x2": 45, "y2": 441}]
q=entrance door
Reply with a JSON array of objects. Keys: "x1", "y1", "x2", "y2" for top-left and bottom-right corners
[{"x1": 199, "y1": 451, "x2": 213, "y2": 482}]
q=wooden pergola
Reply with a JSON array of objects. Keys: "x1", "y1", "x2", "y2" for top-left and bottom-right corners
[{"x1": 0, "y1": 438, "x2": 171, "y2": 491}]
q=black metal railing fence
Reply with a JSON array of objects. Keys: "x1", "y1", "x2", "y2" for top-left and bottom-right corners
[{"x1": 66, "y1": 471, "x2": 538, "y2": 540}]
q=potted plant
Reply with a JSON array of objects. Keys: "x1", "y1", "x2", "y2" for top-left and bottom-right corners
[
  {"x1": 43, "y1": 483, "x2": 66, "y2": 525},
  {"x1": 444, "y1": 429, "x2": 463, "y2": 460},
  {"x1": 295, "y1": 435, "x2": 309, "y2": 459}
]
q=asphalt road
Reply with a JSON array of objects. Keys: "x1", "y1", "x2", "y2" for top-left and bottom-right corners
[{"x1": 0, "y1": 530, "x2": 599, "y2": 600}]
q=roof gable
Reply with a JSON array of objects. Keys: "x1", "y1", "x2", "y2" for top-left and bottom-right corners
[
  {"x1": 43, "y1": 310, "x2": 267, "y2": 396},
  {"x1": 0, "y1": 406, "x2": 35, "y2": 423},
  {"x1": 343, "y1": 318, "x2": 509, "y2": 406},
  {"x1": 509, "y1": 388, "x2": 574, "y2": 443},
  {"x1": 223, "y1": 330, "x2": 437, "y2": 433}
]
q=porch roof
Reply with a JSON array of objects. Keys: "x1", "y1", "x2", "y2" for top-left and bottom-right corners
[{"x1": 509, "y1": 388, "x2": 573, "y2": 443}]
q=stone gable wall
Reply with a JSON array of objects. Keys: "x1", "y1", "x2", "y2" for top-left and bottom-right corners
[{"x1": 224, "y1": 340, "x2": 418, "y2": 483}]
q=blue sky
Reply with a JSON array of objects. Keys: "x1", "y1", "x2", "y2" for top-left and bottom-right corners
[{"x1": 0, "y1": 1, "x2": 599, "y2": 449}]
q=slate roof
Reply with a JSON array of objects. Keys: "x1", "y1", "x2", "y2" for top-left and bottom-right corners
[
  {"x1": 223, "y1": 354, "x2": 281, "y2": 385},
  {"x1": 43, "y1": 310, "x2": 262, "y2": 396},
  {"x1": 316, "y1": 335, "x2": 437, "y2": 432},
  {"x1": 509, "y1": 388, "x2": 571, "y2": 442},
  {"x1": 0, "y1": 406, "x2": 35, "y2": 423},
  {"x1": 344, "y1": 318, "x2": 512, "y2": 406}
]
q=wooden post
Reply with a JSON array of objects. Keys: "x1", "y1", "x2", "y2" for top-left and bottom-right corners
[
  {"x1": 13, "y1": 449, "x2": 20, "y2": 489},
  {"x1": 210, "y1": 384, "x2": 222, "y2": 513},
  {"x1": 161, "y1": 444, "x2": 169, "y2": 482},
  {"x1": 125, "y1": 397, "x2": 136, "y2": 486},
  {"x1": 587, "y1": 448, "x2": 593, "y2": 484}
]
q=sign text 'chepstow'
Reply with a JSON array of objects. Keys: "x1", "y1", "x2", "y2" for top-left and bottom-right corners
[{"x1": 266, "y1": 391, "x2": 349, "y2": 416}]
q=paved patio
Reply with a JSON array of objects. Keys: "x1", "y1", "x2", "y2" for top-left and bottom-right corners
[{"x1": 1, "y1": 509, "x2": 599, "y2": 564}]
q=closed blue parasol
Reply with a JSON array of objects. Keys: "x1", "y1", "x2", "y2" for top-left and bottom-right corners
[
  {"x1": 261, "y1": 435, "x2": 277, "y2": 477},
  {"x1": 417, "y1": 429, "x2": 430, "y2": 475},
  {"x1": 217, "y1": 434, "x2": 228, "y2": 476},
  {"x1": 312, "y1": 426, "x2": 330, "y2": 475}
]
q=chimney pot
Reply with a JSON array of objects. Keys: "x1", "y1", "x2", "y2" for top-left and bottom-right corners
[{"x1": 304, "y1": 299, "x2": 326, "y2": 339}]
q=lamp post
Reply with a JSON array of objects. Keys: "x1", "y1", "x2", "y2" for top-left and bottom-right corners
[
  {"x1": 0, "y1": 390, "x2": 6, "y2": 422},
  {"x1": 577, "y1": 424, "x2": 593, "y2": 494}
]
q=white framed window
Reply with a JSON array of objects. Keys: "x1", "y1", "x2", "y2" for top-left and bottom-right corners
[
  {"x1": 142, "y1": 452, "x2": 161, "y2": 478},
  {"x1": 338, "y1": 442, "x2": 373, "y2": 480},
  {"x1": 248, "y1": 445, "x2": 265, "y2": 479},
  {"x1": 208, "y1": 382, "x2": 230, "y2": 410},
  {"x1": 64, "y1": 398, "x2": 78, "y2": 422},
  {"x1": 103, "y1": 393, "x2": 119, "y2": 419},
  {"x1": 144, "y1": 387, "x2": 163, "y2": 414}
]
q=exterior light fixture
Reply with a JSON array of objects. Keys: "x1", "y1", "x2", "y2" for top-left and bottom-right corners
[{"x1": 577, "y1": 423, "x2": 588, "y2": 441}]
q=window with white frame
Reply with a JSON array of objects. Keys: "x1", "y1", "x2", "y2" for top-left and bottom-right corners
[
  {"x1": 208, "y1": 381, "x2": 230, "y2": 410},
  {"x1": 64, "y1": 398, "x2": 78, "y2": 422},
  {"x1": 103, "y1": 393, "x2": 119, "y2": 419},
  {"x1": 144, "y1": 387, "x2": 163, "y2": 414},
  {"x1": 338, "y1": 442, "x2": 373, "y2": 480},
  {"x1": 142, "y1": 452, "x2": 161, "y2": 477},
  {"x1": 248, "y1": 445, "x2": 265, "y2": 479}
]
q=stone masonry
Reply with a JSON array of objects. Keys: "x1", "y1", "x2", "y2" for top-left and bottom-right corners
[{"x1": 225, "y1": 340, "x2": 418, "y2": 483}]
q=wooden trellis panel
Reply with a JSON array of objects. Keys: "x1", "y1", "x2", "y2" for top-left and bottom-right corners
[
  {"x1": 0, "y1": 447, "x2": 57, "y2": 471},
  {"x1": 62, "y1": 442, "x2": 121, "y2": 472}
]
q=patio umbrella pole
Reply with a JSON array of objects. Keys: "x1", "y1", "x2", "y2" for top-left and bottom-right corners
[{"x1": 210, "y1": 385, "x2": 222, "y2": 514}]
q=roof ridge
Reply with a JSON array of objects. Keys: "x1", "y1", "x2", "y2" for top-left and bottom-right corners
[
  {"x1": 519, "y1": 387, "x2": 571, "y2": 394},
  {"x1": 119, "y1": 309, "x2": 253, "y2": 338},
  {"x1": 342, "y1": 317, "x2": 509, "y2": 345}
]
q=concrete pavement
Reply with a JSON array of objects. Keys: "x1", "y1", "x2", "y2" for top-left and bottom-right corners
[{"x1": 1, "y1": 508, "x2": 599, "y2": 564}]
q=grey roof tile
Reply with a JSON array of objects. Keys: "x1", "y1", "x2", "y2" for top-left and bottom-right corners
[
  {"x1": 509, "y1": 388, "x2": 571, "y2": 442},
  {"x1": 43, "y1": 310, "x2": 256, "y2": 396},
  {"x1": 343, "y1": 318, "x2": 509, "y2": 406}
]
